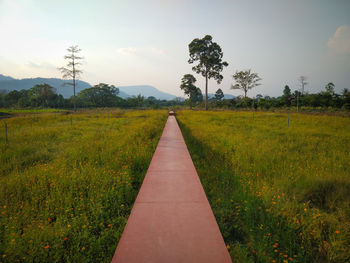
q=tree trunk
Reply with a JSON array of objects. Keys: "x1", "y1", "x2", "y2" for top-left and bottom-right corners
[
  {"x1": 73, "y1": 78, "x2": 76, "y2": 112},
  {"x1": 205, "y1": 73, "x2": 208, "y2": 111},
  {"x1": 244, "y1": 89, "x2": 247, "y2": 98},
  {"x1": 73, "y1": 55, "x2": 76, "y2": 112}
]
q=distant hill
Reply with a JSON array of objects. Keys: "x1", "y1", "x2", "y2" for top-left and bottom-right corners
[
  {"x1": 118, "y1": 85, "x2": 177, "y2": 100},
  {"x1": 208, "y1": 93, "x2": 235, "y2": 99},
  {"x1": 0, "y1": 74, "x2": 177, "y2": 100},
  {"x1": 0, "y1": 74, "x2": 14, "y2": 81},
  {"x1": 0, "y1": 75, "x2": 91, "y2": 98}
]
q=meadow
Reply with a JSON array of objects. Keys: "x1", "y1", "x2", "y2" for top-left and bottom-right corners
[
  {"x1": 0, "y1": 109, "x2": 168, "y2": 262},
  {"x1": 177, "y1": 110, "x2": 350, "y2": 263}
]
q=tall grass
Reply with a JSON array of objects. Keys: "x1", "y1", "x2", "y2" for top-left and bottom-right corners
[
  {"x1": 177, "y1": 110, "x2": 350, "y2": 263},
  {"x1": 0, "y1": 109, "x2": 168, "y2": 262}
]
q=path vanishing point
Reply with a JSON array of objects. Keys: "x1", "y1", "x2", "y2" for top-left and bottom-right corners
[{"x1": 111, "y1": 111, "x2": 232, "y2": 263}]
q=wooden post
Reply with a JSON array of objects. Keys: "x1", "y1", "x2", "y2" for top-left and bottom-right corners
[
  {"x1": 4, "y1": 121, "x2": 8, "y2": 144},
  {"x1": 70, "y1": 116, "x2": 72, "y2": 128},
  {"x1": 297, "y1": 93, "x2": 299, "y2": 112}
]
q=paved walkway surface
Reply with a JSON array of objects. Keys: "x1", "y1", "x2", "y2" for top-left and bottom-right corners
[{"x1": 111, "y1": 114, "x2": 232, "y2": 263}]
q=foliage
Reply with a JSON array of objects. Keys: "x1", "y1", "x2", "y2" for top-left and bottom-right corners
[
  {"x1": 28, "y1": 84, "x2": 58, "y2": 107},
  {"x1": 325, "y1": 83, "x2": 335, "y2": 95},
  {"x1": 177, "y1": 110, "x2": 350, "y2": 263},
  {"x1": 214, "y1": 88, "x2": 224, "y2": 101},
  {"x1": 76, "y1": 83, "x2": 120, "y2": 107},
  {"x1": 231, "y1": 70, "x2": 261, "y2": 98},
  {"x1": 281, "y1": 85, "x2": 292, "y2": 107},
  {"x1": 188, "y1": 35, "x2": 228, "y2": 110},
  {"x1": 0, "y1": 86, "x2": 185, "y2": 109},
  {"x1": 0, "y1": 110, "x2": 168, "y2": 262},
  {"x1": 180, "y1": 74, "x2": 202, "y2": 109},
  {"x1": 0, "y1": 85, "x2": 67, "y2": 109}
]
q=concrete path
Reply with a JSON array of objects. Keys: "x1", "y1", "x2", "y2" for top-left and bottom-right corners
[{"x1": 111, "y1": 114, "x2": 232, "y2": 263}]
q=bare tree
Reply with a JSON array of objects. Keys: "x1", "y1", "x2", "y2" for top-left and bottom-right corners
[
  {"x1": 298, "y1": 76, "x2": 308, "y2": 95},
  {"x1": 58, "y1": 45, "x2": 83, "y2": 111}
]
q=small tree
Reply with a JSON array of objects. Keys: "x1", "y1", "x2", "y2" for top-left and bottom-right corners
[
  {"x1": 188, "y1": 35, "x2": 228, "y2": 110},
  {"x1": 325, "y1": 82, "x2": 335, "y2": 94},
  {"x1": 214, "y1": 88, "x2": 224, "y2": 101},
  {"x1": 180, "y1": 74, "x2": 200, "y2": 109},
  {"x1": 231, "y1": 69, "x2": 261, "y2": 98},
  {"x1": 29, "y1": 84, "x2": 57, "y2": 107},
  {"x1": 282, "y1": 85, "x2": 291, "y2": 107},
  {"x1": 59, "y1": 45, "x2": 83, "y2": 111}
]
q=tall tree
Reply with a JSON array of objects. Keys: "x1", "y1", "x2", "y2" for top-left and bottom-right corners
[
  {"x1": 231, "y1": 69, "x2": 261, "y2": 98},
  {"x1": 214, "y1": 88, "x2": 224, "y2": 101},
  {"x1": 58, "y1": 45, "x2": 83, "y2": 111},
  {"x1": 188, "y1": 35, "x2": 228, "y2": 110},
  {"x1": 282, "y1": 85, "x2": 291, "y2": 106},
  {"x1": 298, "y1": 76, "x2": 308, "y2": 95},
  {"x1": 180, "y1": 74, "x2": 200, "y2": 109}
]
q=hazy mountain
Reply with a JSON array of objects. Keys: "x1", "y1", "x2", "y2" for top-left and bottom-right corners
[
  {"x1": 0, "y1": 74, "x2": 14, "y2": 81},
  {"x1": 0, "y1": 75, "x2": 177, "y2": 100},
  {"x1": 0, "y1": 75, "x2": 91, "y2": 98},
  {"x1": 118, "y1": 85, "x2": 177, "y2": 100},
  {"x1": 208, "y1": 93, "x2": 235, "y2": 99}
]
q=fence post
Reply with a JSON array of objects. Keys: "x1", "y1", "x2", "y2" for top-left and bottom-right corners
[
  {"x1": 70, "y1": 116, "x2": 72, "y2": 128},
  {"x1": 4, "y1": 121, "x2": 8, "y2": 144}
]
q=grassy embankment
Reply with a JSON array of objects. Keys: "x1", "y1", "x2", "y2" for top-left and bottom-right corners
[
  {"x1": 177, "y1": 110, "x2": 350, "y2": 263},
  {"x1": 0, "y1": 109, "x2": 168, "y2": 262}
]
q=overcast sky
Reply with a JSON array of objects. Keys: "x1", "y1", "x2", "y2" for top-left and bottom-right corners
[{"x1": 0, "y1": 0, "x2": 349, "y2": 97}]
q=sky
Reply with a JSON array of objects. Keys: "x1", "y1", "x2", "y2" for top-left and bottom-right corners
[{"x1": 0, "y1": 0, "x2": 349, "y2": 98}]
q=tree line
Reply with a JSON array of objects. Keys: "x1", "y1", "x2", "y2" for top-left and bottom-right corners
[
  {"x1": 197, "y1": 84, "x2": 350, "y2": 110},
  {"x1": 0, "y1": 83, "x2": 184, "y2": 109},
  {"x1": 1, "y1": 41, "x2": 349, "y2": 111},
  {"x1": 181, "y1": 35, "x2": 350, "y2": 111}
]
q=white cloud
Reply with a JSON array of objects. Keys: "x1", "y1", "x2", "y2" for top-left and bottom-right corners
[
  {"x1": 117, "y1": 46, "x2": 166, "y2": 57},
  {"x1": 117, "y1": 47, "x2": 138, "y2": 55},
  {"x1": 26, "y1": 61, "x2": 57, "y2": 70},
  {"x1": 328, "y1": 25, "x2": 350, "y2": 54}
]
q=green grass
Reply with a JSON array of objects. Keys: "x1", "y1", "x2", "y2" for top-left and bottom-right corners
[
  {"x1": 0, "y1": 108, "x2": 67, "y2": 114},
  {"x1": 177, "y1": 110, "x2": 350, "y2": 263},
  {"x1": 0, "y1": 109, "x2": 168, "y2": 262}
]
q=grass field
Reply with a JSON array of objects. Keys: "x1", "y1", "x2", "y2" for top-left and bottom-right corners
[
  {"x1": 0, "y1": 109, "x2": 168, "y2": 262},
  {"x1": 177, "y1": 110, "x2": 350, "y2": 263}
]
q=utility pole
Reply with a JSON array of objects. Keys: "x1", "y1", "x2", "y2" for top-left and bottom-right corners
[{"x1": 297, "y1": 92, "x2": 299, "y2": 112}]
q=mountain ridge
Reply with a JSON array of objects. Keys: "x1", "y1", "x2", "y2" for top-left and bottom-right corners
[{"x1": 0, "y1": 74, "x2": 178, "y2": 100}]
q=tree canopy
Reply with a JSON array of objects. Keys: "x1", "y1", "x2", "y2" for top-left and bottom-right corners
[
  {"x1": 214, "y1": 88, "x2": 224, "y2": 101},
  {"x1": 188, "y1": 35, "x2": 228, "y2": 110},
  {"x1": 76, "y1": 83, "x2": 119, "y2": 107},
  {"x1": 180, "y1": 74, "x2": 202, "y2": 109},
  {"x1": 231, "y1": 70, "x2": 261, "y2": 98}
]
